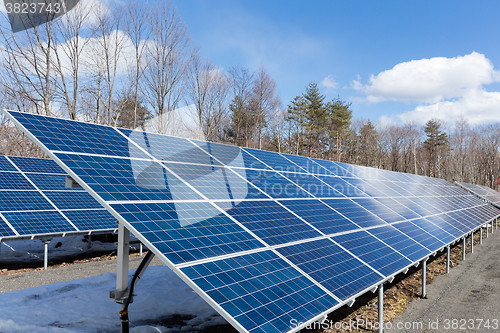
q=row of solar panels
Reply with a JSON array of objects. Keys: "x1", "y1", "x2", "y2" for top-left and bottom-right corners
[
  {"x1": 456, "y1": 181, "x2": 500, "y2": 207},
  {"x1": 0, "y1": 155, "x2": 116, "y2": 240},
  {"x1": 4, "y1": 109, "x2": 500, "y2": 333}
]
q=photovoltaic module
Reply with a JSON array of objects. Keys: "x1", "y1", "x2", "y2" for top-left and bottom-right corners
[{"x1": 3, "y1": 110, "x2": 499, "y2": 333}]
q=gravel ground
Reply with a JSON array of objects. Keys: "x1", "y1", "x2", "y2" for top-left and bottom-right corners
[
  {"x1": 390, "y1": 227, "x2": 500, "y2": 333},
  {"x1": 0, "y1": 254, "x2": 164, "y2": 294}
]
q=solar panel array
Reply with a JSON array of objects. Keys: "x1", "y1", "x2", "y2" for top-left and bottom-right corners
[
  {"x1": 0, "y1": 155, "x2": 117, "y2": 240},
  {"x1": 456, "y1": 181, "x2": 500, "y2": 207},
  {"x1": 4, "y1": 110, "x2": 500, "y2": 333}
]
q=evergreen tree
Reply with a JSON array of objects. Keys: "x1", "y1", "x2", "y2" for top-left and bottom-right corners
[
  {"x1": 325, "y1": 97, "x2": 352, "y2": 162},
  {"x1": 287, "y1": 95, "x2": 306, "y2": 155},
  {"x1": 113, "y1": 96, "x2": 150, "y2": 130},
  {"x1": 423, "y1": 119, "x2": 449, "y2": 177},
  {"x1": 358, "y1": 120, "x2": 378, "y2": 166},
  {"x1": 302, "y1": 82, "x2": 326, "y2": 157}
]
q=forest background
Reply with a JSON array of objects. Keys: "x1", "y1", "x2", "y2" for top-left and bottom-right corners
[{"x1": 0, "y1": 0, "x2": 498, "y2": 188}]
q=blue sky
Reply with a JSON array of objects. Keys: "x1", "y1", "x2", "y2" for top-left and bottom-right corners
[{"x1": 173, "y1": 0, "x2": 500, "y2": 126}]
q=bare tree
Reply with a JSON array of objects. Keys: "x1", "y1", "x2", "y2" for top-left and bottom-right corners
[
  {"x1": 0, "y1": 3, "x2": 60, "y2": 115},
  {"x1": 124, "y1": 2, "x2": 151, "y2": 128},
  {"x1": 250, "y1": 66, "x2": 281, "y2": 149},
  {"x1": 227, "y1": 66, "x2": 255, "y2": 146},
  {"x1": 142, "y1": 1, "x2": 191, "y2": 134},
  {"x1": 52, "y1": 0, "x2": 96, "y2": 120},
  {"x1": 187, "y1": 53, "x2": 230, "y2": 141}
]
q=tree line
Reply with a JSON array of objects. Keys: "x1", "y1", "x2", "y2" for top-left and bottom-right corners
[{"x1": 0, "y1": 0, "x2": 499, "y2": 189}]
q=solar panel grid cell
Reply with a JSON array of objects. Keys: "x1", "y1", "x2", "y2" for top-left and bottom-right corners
[
  {"x1": 276, "y1": 238, "x2": 383, "y2": 301},
  {"x1": 181, "y1": 250, "x2": 339, "y2": 333}
]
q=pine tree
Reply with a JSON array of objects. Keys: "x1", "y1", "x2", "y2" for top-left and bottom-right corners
[
  {"x1": 423, "y1": 119, "x2": 449, "y2": 177},
  {"x1": 287, "y1": 95, "x2": 306, "y2": 155},
  {"x1": 326, "y1": 97, "x2": 352, "y2": 162},
  {"x1": 302, "y1": 82, "x2": 326, "y2": 157}
]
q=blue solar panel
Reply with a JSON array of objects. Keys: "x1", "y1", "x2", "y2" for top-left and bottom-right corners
[
  {"x1": 44, "y1": 191, "x2": 104, "y2": 210},
  {"x1": 393, "y1": 197, "x2": 434, "y2": 216},
  {"x1": 9, "y1": 111, "x2": 148, "y2": 158},
  {"x1": 0, "y1": 191, "x2": 53, "y2": 211},
  {"x1": 120, "y1": 129, "x2": 217, "y2": 165},
  {"x1": 54, "y1": 153, "x2": 203, "y2": 201},
  {"x1": 62, "y1": 209, "x2": 117, "y2": 231},
  {"x1": 310, "y1": 159, "x2": 356, "y2": 177},
  {"x1": 190, "y1": 140, "x2": 245, "y2": 168},
  {"x1": 0, "y1": 218, "x2": 15, "y2": 236},
  {"x1": 280, "y1": 154, "x2": 332, "y2": 176},
  {"x1": 243, "y1": 148, "x2": 306, "y2": 173},
  {"x1": 373, "y1": 197, "x2": 421, "y2": 220},
  {"x1": 5, "y1": 110, "x2": 500, "y2": 333},
  {"x1": 315, "y1": 176, "x2": 368, "y2": 197},
  {"x1": 9, "y1": 156, "x2": 66, "y2": 174},
  {"x1": 215, "y1": 200, "x2": 321, "y2": 246},
  {"x1": 0, "y1": 155, "x2": 118, "y2": 240},
  {"x1": 280, "y1": 172, "x2": 344, "y2": 198},
  {"x1": 0, "y1": 156, "x2": 17, "y2": 171},
  {"x1": 392, "y1": 221, "x2": 445, "y2": 252},
  {"x1": 111, "y1": 201, "x2": 264, "y2": 264},
  {"x1": 0, "y1": 171, "x2": 36, "y2": 190},
  {"x1": 26, "y1": 173, "x2": 82, "y2": 191},
  {"x1": 342, "y1": 178, "x2": 387, "y2": 197},
  {"x1": 331, "y1": 230, "x2": 412, "y2": 277},
  {"x1": 424, "y1": 215, "x2": 465, "y2": 237},
  {"x1": 278, "y1": 199, "x2": 360, "y2": 235},
  {"x1": 162, "y1": 162, "x2": 263, "y2": 201},
  {"x1": 322, "y1": 199, "x2": 388, "y2": 228},
  {"x1": 181, "y1": 250, "x2": 338, "y2": 333},
  {"x1": 3, "y1": 210, "x2": 76, "y2": 235},
  {"x1": 352, "y1": 198, "x2": 406, "y2": 223},
  {"x1": 367, "y1": 225, "x2": 430, "y2": 262},
  {"x1": 231, "y1": 169, "x2": 312, "y2": 199},
  {"x1": 277, "y1": 238, "x2": 383, "y2": 301}
]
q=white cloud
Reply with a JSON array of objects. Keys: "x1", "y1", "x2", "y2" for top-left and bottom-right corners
[
  {"x1": 321, "y1": 75, "x2": 338, "y2": 92},
  {"x1": 396, "y1": 88, "x2": 500, "y2": 125},
  {"x1": 356, "y1": 52, "x2": 500, "y2": 103}
]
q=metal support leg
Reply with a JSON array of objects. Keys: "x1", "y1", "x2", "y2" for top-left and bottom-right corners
[
  {"x1": 487, "y1": 223, "x2": 489, "y2": 238},
  {"x1": 422, "y1": 259, "x2": 427, "y2": 298},
  {"x1": 140, "y1": 243, "x2": 143, "y2": 257},
  {"x1": 43, "y1": 239, "x2": 51, "y2": 270},
  {"x1": 462, "y1": 237, "x2": 466, "y2": 260},
  {"x1": 378, "y1": 283, "x2": 383, "y2": 333},
  {"x1": 116, "y1": 223, "x2": 130, "y2": 295},
  {"x1": 471, "y1": 232, "x2": 474, "y2": 254},
  {"x1": 446, "y1": 245, "x2": 450, "y2": 273},
  {"x1": 496, "y1": 218, "x2": 498, "y2": 230},
  {"x1": 480, "y1": 226, "x2": 483, "y2": 244}
]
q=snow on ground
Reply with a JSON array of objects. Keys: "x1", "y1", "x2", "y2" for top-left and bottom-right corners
[
  {"x1": 0, "y1": 236, "x2": 224, "y2": 332},
  {"x1": 0, "y1": 264, "x2": 223, "y2": 333}
]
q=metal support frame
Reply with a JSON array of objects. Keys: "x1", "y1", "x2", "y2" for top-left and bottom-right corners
[
  {"x1": 487, "y1": 223, "x2": 489, "y2": 238},
  {"x1": 495, "y1": 217, "x2": 498, "y2": 230},
  {"x1": 422, "y1": 259, "x2": 427, "y2": 298},
  {"x1": 462, "y1": 237, "x2": 466, "y2": 260},
  {"x1": 140, "y1": 243, "x2": 143, "y2": 257},
  {"x1": 480, "y1": 226, "x2": 483, "y2": 244},
  {"x1": 446, "y1": 245, "x2": 450, "y2": 273},
  {"x1": 42, "y1": 239, "x2": 51, "y2": 270},
  {"x1": 378, "y1": 283, "x2": 384, "y2": 333},
  {"x1": 491, "y1": 220, "x2": 494, "y2": 234},
  {"x1": 471, "y1": 232, "x2": 474, "y2": 254},
  {"x1": 111, "y1": 223, "x2": 130, "y2": 303}
]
